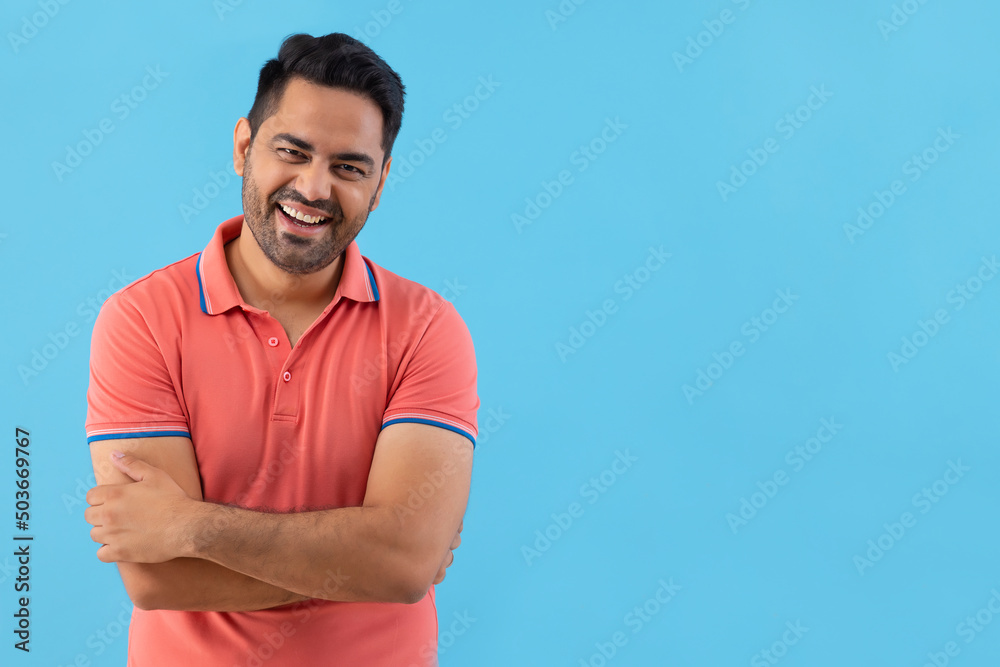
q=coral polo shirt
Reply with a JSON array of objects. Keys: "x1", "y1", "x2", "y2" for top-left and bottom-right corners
[{"x1": 84, "y1": 215, "x2": 479, "y2": 666}]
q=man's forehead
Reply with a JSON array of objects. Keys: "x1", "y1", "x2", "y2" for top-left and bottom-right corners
[{"x1": 264, "y1": 78, "x2": 384, "y2": 147}]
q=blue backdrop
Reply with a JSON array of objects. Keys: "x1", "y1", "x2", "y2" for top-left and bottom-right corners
[{"x1": 3, "y1": 0, "x2": 999, "y2": 665}]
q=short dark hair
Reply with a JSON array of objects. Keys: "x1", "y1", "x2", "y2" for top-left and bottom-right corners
[{"x1": 247, "y1": 33, "x2": 405, "y2": 163}]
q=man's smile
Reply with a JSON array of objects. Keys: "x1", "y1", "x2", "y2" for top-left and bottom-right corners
[
  {"x1": 277, "y1": 201, "x2": 331, "y2": 226},
  {"x1": 274, "y1": 201, "x2": 336, "y2": 238}
]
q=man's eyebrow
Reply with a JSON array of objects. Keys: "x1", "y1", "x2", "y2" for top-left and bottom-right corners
[
  {"x1": 270, "y1": 133, "x2": 376, "y2": 170},
  {"x1": 271, "y1": 132, "x2": 314, "y2": 152}
]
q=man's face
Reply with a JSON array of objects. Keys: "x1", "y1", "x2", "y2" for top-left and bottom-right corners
[{"x1": 234, "y1": 77, "x2": 391, "y2": 275}]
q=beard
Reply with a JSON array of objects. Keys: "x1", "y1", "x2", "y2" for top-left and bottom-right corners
[{"x1": 240, "y1": 152, "x2": 372, "y2": 275}]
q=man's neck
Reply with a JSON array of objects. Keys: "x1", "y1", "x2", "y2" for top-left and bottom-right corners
[{"x1": 224, "y1": 221, "x2": 343, "y2": 314}]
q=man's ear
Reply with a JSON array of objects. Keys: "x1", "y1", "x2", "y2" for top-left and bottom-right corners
[
  {"x1": 369, "y1": 156, "x2": 392, "y2": 212},
  {"x1": 233, "y1": 118, "x2": 252, "y2": 177}
]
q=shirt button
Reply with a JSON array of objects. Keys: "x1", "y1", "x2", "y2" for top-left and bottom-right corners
[
  {"x1": 283, "y1": 371, "x2": 292, "y2": 382},
  {"x1": 268, "y1": 337, "x2": 279, "y2": 347}
]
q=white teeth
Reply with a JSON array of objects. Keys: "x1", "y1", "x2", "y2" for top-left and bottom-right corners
[{"x1": 279, "y1": 203, "x2": 327, "y2": 224}]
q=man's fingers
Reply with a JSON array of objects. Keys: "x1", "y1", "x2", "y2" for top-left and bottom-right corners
[
  {"x1": 85, "y1": 451, "x2": 162, "y2": 510},
  {"x1": 432, "y1": 550, "x2": 455, "y2": 585},
  {"x1": 83, "y1": 505, "x2": 100, "y2": 526},
  {"x1": 95, "y1": 544, "x2": 118, "y2": 564},
  {"x1": 448, "y1": 520, "x2": 463, "y2": 549},
  {"x1": 110, "y1": 451, "x2": 156, "y2": 482}
]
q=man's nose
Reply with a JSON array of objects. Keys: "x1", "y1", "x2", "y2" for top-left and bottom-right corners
[{"x1": 294, "y1": 162, "x2": 333, "y2": 203}]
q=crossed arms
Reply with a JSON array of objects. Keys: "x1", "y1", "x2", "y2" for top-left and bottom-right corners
[{"x1": 84, "y1": 422, "x2": 472, "y2": 611}]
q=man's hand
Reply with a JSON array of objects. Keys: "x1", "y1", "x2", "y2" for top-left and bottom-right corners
[{"x1": 85, "y1": 451, "x2": 201, "y2": 564}]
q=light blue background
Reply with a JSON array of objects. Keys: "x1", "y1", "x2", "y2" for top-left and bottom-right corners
[{"x1": 2, "y1": 0, "x2": 999, "y2": 665}]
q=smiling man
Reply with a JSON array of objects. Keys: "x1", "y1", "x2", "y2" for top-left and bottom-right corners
[{"x1": 83, "y1": 33, "x2": 478, "y2": 666}]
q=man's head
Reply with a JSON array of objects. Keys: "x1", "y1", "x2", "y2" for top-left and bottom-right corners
[
  {"x1": 232, "y1": 33, "x2": 405, "y2": 276},
  {"x1": 247, "y1": 33, "x2": 405, "y2": 164}
]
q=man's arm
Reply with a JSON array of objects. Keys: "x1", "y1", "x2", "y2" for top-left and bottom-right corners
[
  {"x1": 82, "y1": 292, "x2": 299, "y2": 611},
  {"x1": 86, "y1": 422, "x2": 473, "y2": 604},
  {"x1": 88, "y1": 436, "x2": 308, "y2": 611}
]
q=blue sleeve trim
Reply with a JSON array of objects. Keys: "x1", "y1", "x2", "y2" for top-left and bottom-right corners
[
  {"x1": 87, "y1": 431, "x2": 190, "y2": 444},
  {"x1": 382, "y1": 418, "x2": 475, "y2": 448}
]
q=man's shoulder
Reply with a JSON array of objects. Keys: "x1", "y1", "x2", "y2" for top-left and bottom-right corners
[
  {"x1": 361, "y1": 256, "x2": 474, "y2": 352},
  {"x1": 101, "y1": 251, "x2": 203, "y2": 317},
  {"x1": 364, "y1": 255, "x2": 442, "y2": 303},
  {"x1": 363, "y1": 255, "x2": 456, "y2": 320}
]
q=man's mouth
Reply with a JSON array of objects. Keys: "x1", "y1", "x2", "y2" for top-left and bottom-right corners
[{"x1": 276, "y1": 202, "x2": 330, "y2": 227}]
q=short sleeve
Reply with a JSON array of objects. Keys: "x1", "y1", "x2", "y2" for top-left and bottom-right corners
[
  {"x1": 84, "y1": 291, "x2": 190, "y2": 444},
  {"x1": 381, "y1": 300, "x2": 479, "y2": 446}
]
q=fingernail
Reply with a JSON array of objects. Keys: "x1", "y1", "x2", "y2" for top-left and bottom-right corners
[{"x1": 112, "y1": 450, "x2": 125, "y2": 459}]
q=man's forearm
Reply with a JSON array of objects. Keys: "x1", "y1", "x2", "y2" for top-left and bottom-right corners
[
  {"x1": 87, "y1": 428, "x2": 470, "y2": 606},
  {"x1": 182, "y1": 503, "x2": 435, "y2": 604},
  {"x1": 119, "y1": 558, "x2": 309, "y2": 612}
]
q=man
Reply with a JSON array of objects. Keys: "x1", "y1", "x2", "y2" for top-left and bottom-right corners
[{"x1": 83, "y1": 32, "x2": 478, "y2": 666}]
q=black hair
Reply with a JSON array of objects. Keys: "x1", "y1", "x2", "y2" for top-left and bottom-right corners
[{"x1": 247, "y1": 33, "x2": 405, "y2": 164}]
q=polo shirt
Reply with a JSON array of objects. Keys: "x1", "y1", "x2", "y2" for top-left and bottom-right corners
[{"x1": 84, "y1": 214, "x2": 479, "y2": 666}]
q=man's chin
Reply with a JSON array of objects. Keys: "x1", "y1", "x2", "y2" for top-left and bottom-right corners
[
  {"x1": 267, "y1": 253, "x2": 334, "y2": 275},
  {"x1": 264, "y1": 241, "x2": 345, "y2": 276}
]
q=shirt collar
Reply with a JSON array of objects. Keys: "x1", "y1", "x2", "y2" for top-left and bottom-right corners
[{"x1": 196, "y1": 214, "x2": 379, "y2": 316}]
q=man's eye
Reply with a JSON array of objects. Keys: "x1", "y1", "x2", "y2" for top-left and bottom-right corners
[
  {"x1": 279, "y1": 148, "x2": 304, "y2": 158},
  {"x1": 339, "y1": 164, "x2": 362, "y2": 174}
]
